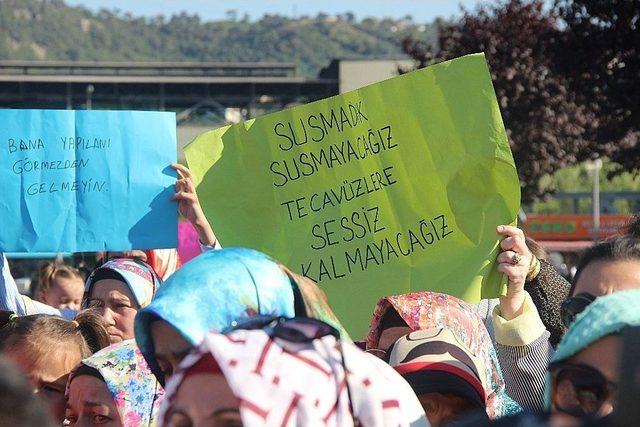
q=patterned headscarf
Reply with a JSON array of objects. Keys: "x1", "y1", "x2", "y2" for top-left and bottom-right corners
[
  {"x1": 134, "y1": 248, "x2": 296, "y2": 381},
  {"x1": 84, "y1": 259, "x2": 159, "y2": 309},
  {"x1": 67, "y1": 340, "x2": 164, "y2": 426},
  {"x1": 545, "y1": 290, "x2": 640, "y2": 409},
  {"x1": 160, "y1": 327, "x2": 429, "y2": 427},
  {"x1": 366, "y1": 292, "x2": 521, "y2": 419}
]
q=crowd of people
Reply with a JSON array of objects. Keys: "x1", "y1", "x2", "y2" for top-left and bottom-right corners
[{"x1": 0, "y1": 162, "x2": 639, "y2": 427}]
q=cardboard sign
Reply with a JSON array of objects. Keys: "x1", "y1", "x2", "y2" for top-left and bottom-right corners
[
  {"x1": 0, "y1": 110, "x2": 177, "y2": 252},
  {"x1": 186, "y1": 54, "x2": 520, "y2": 337}
]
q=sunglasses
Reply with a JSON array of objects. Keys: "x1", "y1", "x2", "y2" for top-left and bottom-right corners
[
  {"x1": 561, "y1": 293, "x2": 596, "y2": 328},
  {"x1": 550, "y1": 362, "x2": 617, "y2": 418},
  {"x1": 224, "y1": 316, "x2": 358, "y2": 423}
]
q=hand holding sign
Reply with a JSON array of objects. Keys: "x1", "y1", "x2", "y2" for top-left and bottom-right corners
[
  {"x1": 497, "y1": 225, "x2": 533, "y2": 320},
  {"x1": 186, "y1": 53, "x2": 521, "y2": 337},
  {"x1": 171, "y1": 163, "x2": 217, "y2": 247}
]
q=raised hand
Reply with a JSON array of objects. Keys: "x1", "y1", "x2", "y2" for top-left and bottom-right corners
[{"x1": 171, "y1": 163, "x2": 217, "y2": 246}]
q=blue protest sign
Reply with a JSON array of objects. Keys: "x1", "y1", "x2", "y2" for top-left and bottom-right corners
[{"x1": 0, "y1": 109, "x2": 177, "y2": 252}]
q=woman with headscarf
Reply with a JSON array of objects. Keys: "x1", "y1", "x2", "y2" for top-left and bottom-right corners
[
  {"x1": 468, "y1": 225, "x2": 568, "y2": 412},
  {"x1": 65, "y1": 339, "x2": 164, "y2": 427},
  {"x1": 79, "y1": 164, "x2": 222, "y2": 342},
  {"x1": 487, "y1": 224, "x2": 640, "y2": 412},
  {"x1": 546, "y1": 290, "x2": 640, "y2": 424},
  {"x1": 96, "y1": 249, "x2": 183, "y2": 282},
  {"x1": 159, "y1": 317, "x2": 428, "y2": 427},
  {"x1": 4, "y1": 256, "x2": 161, "y2": 347},
  {"x1": 367, "y1": 291, "x2": 521, "y2": 423},
  {"x1": 0, "y1": 163, "x2": 214, "y2": 319},
  {"x1": 84, "y1": 258, "x2": 160, "y2": 343},
  {"x1": 134, "y1": 247, "x2": 346, "y2": 384},
  {"x1": 0, "y1": 310, "x2": 110, "y2": 423}
]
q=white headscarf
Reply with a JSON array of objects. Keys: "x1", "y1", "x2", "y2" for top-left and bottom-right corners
[{"x1": 161, "y1": 327, "x2": 429, "y2": 427}]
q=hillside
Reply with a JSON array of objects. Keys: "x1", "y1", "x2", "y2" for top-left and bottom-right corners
[{"x1": 0, "y1": 0, "x2": 439, "y2": 76}]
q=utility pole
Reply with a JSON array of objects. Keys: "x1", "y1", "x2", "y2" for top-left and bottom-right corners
[
  {"x1": 86, "y1": 84, "x2": 94, "y2": 110},
  {"x1": 586, "y1": 158, "x2": 602, "y2": 241}
]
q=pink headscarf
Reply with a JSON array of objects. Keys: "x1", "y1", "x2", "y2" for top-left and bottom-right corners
[
  {"x1": 366, "y1": 292, "x2": 520, "y2": 419},
  {"x1": 144, "y1": 249, "x2": 182, "y2": 281}
]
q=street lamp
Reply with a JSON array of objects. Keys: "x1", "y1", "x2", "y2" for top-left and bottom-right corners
[
  {"x1": 585, "y1": 158, "x2": 603, "y2": 241},
  {"x1": 86, "y1": 84, "x2": 95, "y2": 110}
]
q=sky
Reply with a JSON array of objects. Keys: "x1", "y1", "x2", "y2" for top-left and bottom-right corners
[{"x1": 63, "y1": 0, "x2": 488, "y2": 23}]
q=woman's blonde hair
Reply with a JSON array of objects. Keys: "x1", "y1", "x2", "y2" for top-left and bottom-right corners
[
  {"x1": 0, "y1": 310, "x2": 110, "y2": 359},
  {"x1": 37, "y1": 261, "x2": 83, "y2": 296}
]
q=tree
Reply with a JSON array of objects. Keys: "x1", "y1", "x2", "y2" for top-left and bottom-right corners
[
  {"x1": 400, "y1": 0, "x2": 603, "y2": 203},
  {"x1": 555, "y1": 0, "x2": 640, "y2": 176}
]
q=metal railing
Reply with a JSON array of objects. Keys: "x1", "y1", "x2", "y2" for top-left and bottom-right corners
[{"x1": 0, "y1": 60, "x2": 299, "y2": 78}]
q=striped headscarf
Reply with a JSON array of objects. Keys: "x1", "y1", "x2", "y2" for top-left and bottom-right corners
[{"x1": 84, "y1": 258, "x2": 159, "y2": 309}]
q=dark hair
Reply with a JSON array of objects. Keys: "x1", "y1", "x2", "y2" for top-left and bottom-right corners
[
  {"x1": 0, "y1": 310, "x2": 110, "y2": 358},
  {"x1": 0, "y1": 357, "x2": 55, "y2": 427},
  {"x1": 624, "y1": 214, "x2": 640, "y2": 239},
  {"x1": 0, "y1": 311, "x2": 16, "y2": 329},
  {"x1": 571, "y1": 234, "x2": 640, "y2": 295}
]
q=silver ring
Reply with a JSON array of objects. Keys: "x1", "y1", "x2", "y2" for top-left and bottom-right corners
[{"x1": 511, "y1": 253, "x2": 522, "y2": 265}]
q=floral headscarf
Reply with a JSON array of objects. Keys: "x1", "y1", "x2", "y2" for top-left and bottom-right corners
[
  {"x1": 366, "y1": 292, "x2": 521, "y2": 419},
  {"x1": 67, "y1": 340, "x2": 165, "y2": 426},
  {"x1": 84, "y1": 259, "x2": 160, "y2": 309},
  {"x1": 160, "y1": 327, "x2": 429, "y2": 427}
]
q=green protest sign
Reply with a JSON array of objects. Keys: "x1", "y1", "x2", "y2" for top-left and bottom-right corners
[{"x1": 186, "y1": 53, "x2": 520, "y2": 338}]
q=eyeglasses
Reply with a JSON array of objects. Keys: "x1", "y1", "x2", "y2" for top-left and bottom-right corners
[
  {"x1": 561, "y1": 293, "x2": 596, "y2": 328},
  {"x1": 549, "y1": 362, "x2": 617, "y2": 418},
  {"x1": 224, "y1": 316, "x2": 357, "y2": 423}
]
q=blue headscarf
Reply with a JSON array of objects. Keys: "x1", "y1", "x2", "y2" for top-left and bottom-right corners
[
  {"x1": 545, "y1": 290, "x2": 640, "y2": 408},
  {"x1": 134, "y1": 247, "x2": 295, "y2": 380}
]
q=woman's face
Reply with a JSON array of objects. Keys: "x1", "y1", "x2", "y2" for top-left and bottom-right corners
[
  {"x1": 551, "y1": 335, "x2": 622, "y2": 424},
  {"x1": 4, "y1": 342, "x2": 81, "y2": 423},
  {"x1": 66, "y1": 375, "x2": 122, "y2": 426},
  {"x1": 150, "y1": 320, "x2": 192, "y2": 381},
  {"x1": 41, "y1": 276, "x2": 84, "y2": 311},
  {"x1": 417, "y1": 392, "x2": 478, "y2": 427},
  {"x1": 88, "y1": 279, "x2": 139, "y2": 343},
  {"x1": 573, "y1": 260, "x2": 640, "y2": 297},
  {"x1": 164, "y1": 373, "x2": 241, "y2": 427}
]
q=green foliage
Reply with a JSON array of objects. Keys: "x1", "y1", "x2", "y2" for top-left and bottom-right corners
[
  {"x1": 0, "y1": 0, "x2": 438, "y2": 76},
  {"x1": 400, "y1": 0, "x2": 640, "y2": 204},
  {"x1": 532, "y1": 161, "x2": 640, "y2": 214},
  {"x1": 556, "y1": 0, "x2": 640, "y2": 174}
]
